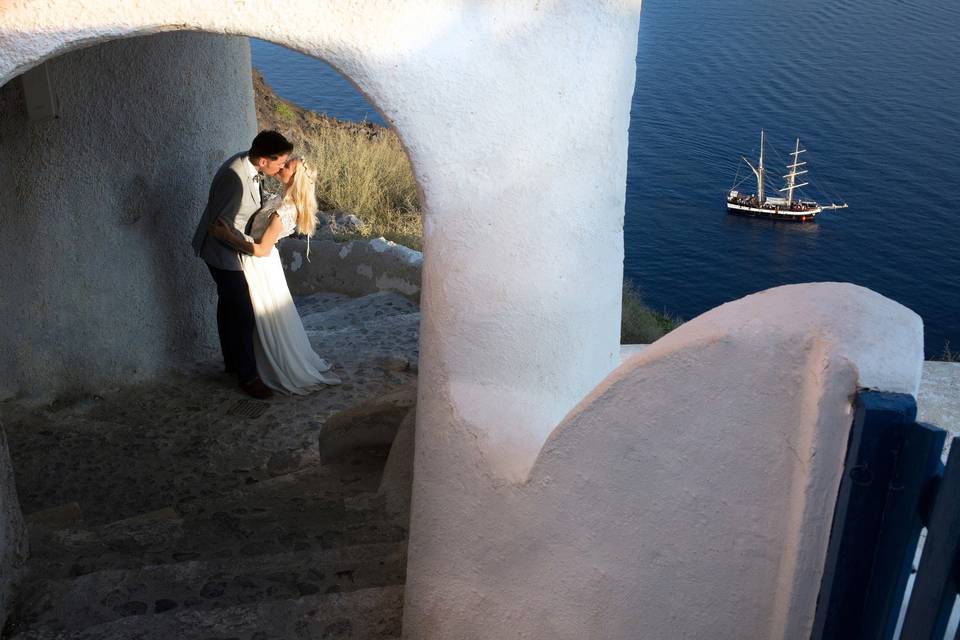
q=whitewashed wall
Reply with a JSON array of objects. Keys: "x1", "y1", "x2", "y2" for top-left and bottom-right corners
[{"x1": 0, "y1": 31, "x2": 256, "y2": 400}]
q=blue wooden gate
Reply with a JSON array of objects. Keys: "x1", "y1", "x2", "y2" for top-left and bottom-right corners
[{"x1": 812, "y1": 390, "x2": 960, "y2": 640}]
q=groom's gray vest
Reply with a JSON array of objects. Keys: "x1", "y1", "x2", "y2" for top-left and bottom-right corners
[{"x1": 192, "y1": 153, "x2": 262, "y2": 271}]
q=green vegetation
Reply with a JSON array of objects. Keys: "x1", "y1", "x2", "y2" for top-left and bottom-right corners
[
  {"x1": 621, "y1": 281, "x2": 681, "y2": 344},
  {"x1": 273, "y1": 101, "x2": 295, "y2": 122}
]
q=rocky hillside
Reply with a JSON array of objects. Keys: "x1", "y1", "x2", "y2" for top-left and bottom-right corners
[{"x1": 250, "y1": 69, "x2": 423, "y2": 249}]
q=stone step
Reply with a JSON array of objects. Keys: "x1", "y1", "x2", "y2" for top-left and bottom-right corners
[
  {"x1": 9, "y1": 585, "x2": 404, "y2": 640},
  {"x1": 8, "y1": 409, "x2": 326, "y2": 526},
  {"x1": 25, "y1": 452, "x2": 379, "y2": 536},
  {"x1": 301, "y1": 314, "x2": 418, "y2": 339},
  {"x1": 319, "y1": 386, "x2": 416, "y2": 464},
  {"x1": 296, "y1": 291, "x2": 419, "y2": 332},
  {"x1": 25, "y1": 502, "x2": 83, "y2": 530},
  {"x1": 11, "y1": 542, "x2": 406, "y2": 636},
  {"x1": 7, "y1": 372, "x2": 415, "y2": 529},
  {"x1": 175, "y1": 455, "x2": 388, "y2": 519},
  {"x1": 27, "y1": 487, "x2": 404, "y2": 580},
  {"x1": 27, "y1": 449, "x2": 385, "y2": 555}
]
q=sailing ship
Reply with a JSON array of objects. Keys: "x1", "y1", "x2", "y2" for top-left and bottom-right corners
[{"x1": 727, "y1": 130, "x2": 848, "y2": 222}]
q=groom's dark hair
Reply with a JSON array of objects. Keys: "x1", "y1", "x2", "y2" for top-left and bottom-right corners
[{"x1": 249, "y1": 130, "x2": 294, "y2": 160}]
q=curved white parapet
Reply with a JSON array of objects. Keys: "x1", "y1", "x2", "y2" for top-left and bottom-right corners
[{"x1": 405, "y1": 283, "x2": 923, "y2": 639}]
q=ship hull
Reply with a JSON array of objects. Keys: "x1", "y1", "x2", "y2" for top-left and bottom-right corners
[{"x1": 726, "y1": 202, "x2": 821, "y2": 222}]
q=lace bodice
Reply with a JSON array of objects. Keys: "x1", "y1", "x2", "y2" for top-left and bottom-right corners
[
  {"x1": 248, "y1": 196, "x2": 298, "y2": 242},
  {"x1": 275, "y1": 201, "x2": 298, "y2": 240}
]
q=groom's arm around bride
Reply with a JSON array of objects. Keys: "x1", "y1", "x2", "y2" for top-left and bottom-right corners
[
  {"x1": 192, "y1": 158, "x2": 260, "y2": 268},
  {"x1": 202, "y1": 169, "x2": 255, "y2": 255}
]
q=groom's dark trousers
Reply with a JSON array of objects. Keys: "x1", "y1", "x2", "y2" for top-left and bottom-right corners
[
  {"x1": 206, "y1": 264, "x2": 257, "y2": 384},
  {"x1": 191, "y1": 153, "x2": 264, "y2": 386}
]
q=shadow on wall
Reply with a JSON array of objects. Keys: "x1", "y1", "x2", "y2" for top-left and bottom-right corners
[{"x1": 0, "y1": 31, "x2": 260, "y2": 401}]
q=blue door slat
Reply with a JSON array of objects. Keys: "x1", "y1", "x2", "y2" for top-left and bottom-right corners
[
  {"x1": 865, "y1": 421, "x2": 947, "y2": 639},
  {"x1": 812, "y1": 391, "x2": 947, "y2": 640},
  {"x1": 901, "y1": 437, "x2": 960, "y2": 640}
]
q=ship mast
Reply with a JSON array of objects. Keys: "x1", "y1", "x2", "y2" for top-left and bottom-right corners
[
  {"x1": 758, "y1": 129, "x2": 765, "y2": 202},
  {"x1": 742, "y1": 129, "x2": 766, "y2": 202},
  {"x1": 782, "y1": 137, "x2": 809, "y2": 205}
]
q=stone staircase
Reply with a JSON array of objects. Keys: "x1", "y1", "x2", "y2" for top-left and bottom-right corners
[
  {"x1": 7, "y1": 455, "x2": 406, "y2": 639},
  {"x1": 0, "y1": 292, "x2": 419, "y2": 640},
  {"x1": 17, "y1": 587, "x2": 405, "y2": 640}
]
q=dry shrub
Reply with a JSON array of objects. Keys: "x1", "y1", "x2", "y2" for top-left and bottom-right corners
[
  {"x1": 621, "y1": 280, "x2": 680, "y2": 344},
  {"x1": 299, "y1": 123, "x2": 422, "y2": 248},
  {"x1": 941, "y1": 340, "x2": 960, "y2": 362}
]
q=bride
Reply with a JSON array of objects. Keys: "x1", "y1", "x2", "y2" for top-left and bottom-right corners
[{"x1": 212, "y1": 157, "x2": 341, "y2": 394}]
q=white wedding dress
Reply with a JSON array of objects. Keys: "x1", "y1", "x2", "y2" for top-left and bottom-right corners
[{"x1": 241, "y1": 200, "x2": 341, "y2": 394}]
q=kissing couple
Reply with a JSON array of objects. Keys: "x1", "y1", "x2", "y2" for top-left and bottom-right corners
[{"x1": 191, "y1": 130, "x2": 341, "y2": 399}]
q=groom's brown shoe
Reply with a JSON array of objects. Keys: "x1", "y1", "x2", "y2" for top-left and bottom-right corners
[{"x1": 240, "y1": 377, "x2": 273, "y2": 400}]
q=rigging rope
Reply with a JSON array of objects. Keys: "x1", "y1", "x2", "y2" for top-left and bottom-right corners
[
  {"x1": 767, "y1": 141, "x2": 847, "y2": 206},
  {"x1": 730, "y1": 158, "x2": 745, "y2": 191},
  {"x1": 802, "y1": 147, "x2": 848, "y2": 206}
]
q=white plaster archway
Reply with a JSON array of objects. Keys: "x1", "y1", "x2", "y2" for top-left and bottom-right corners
[{"x1": 2, "y1": 2, "x2": 644, "y2": 636}]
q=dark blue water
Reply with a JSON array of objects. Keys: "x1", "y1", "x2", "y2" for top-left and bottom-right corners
[
  {"x1": 252, "y1": 0, "x2": 960, "y2": 357},
  {"x1": 252, "y1": 40, "x2": 385, "y2": 127}
]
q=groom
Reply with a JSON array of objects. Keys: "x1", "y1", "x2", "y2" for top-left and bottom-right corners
[{"x1": 192, "y1": 130, "x2": 294, "y2": 399}]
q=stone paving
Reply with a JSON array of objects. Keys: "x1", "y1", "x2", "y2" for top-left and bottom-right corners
[
  {"x1": 0, "y1": 291, "x2": 419, "y2": 640},
  {"x1": 2, "y1": 292, "x2": 419, "y2": 526},
  {"x1": 917, "y1": 360, "x2": 960, "y2": 443}
]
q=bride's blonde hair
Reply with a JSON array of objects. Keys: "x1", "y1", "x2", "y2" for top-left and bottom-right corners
[{"x1": 283, "y1": 158, "x2": 318, "y2": 236}]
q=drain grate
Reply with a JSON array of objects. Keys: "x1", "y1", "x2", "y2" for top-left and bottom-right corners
[{"x1": 225, "y1": 399, "x2": 269, "y2": 419}]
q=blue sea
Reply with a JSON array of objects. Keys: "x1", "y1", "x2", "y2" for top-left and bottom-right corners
[{"x1": 251, "y1": 0, "x2": 960, "y2": 358}]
